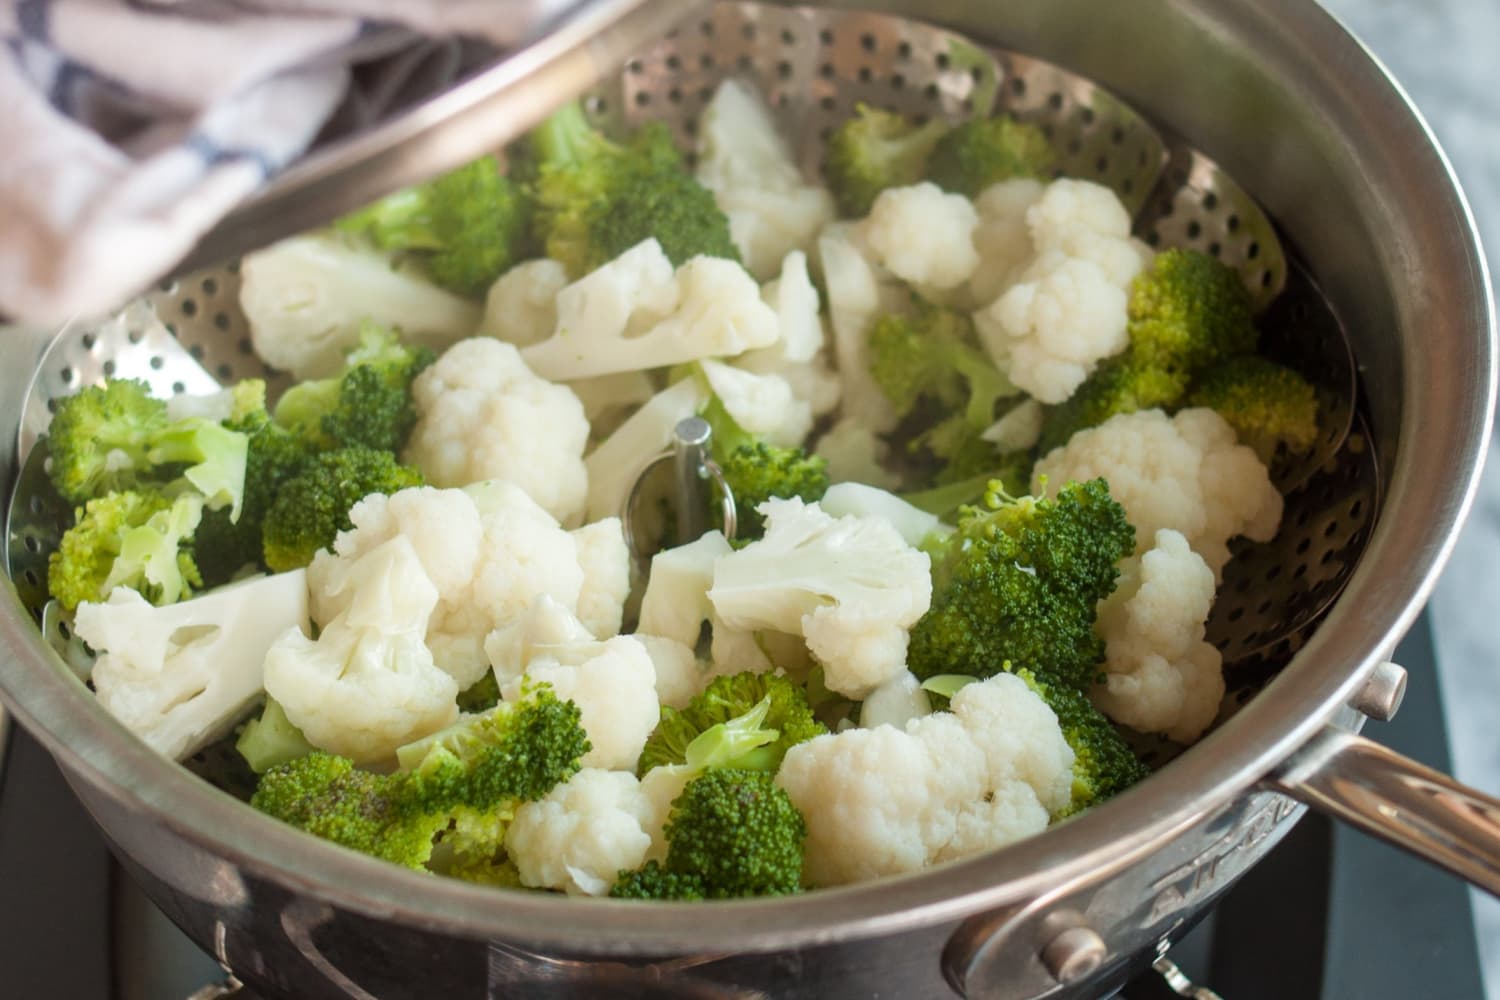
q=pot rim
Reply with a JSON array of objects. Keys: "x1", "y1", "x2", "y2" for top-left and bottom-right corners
[{"x1": 0, "y1": 0, "x2": 1494, "y2": 959}]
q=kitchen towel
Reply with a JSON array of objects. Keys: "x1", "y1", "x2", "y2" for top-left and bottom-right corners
[{"x1": 0, "y1": 0, "x2": 577, "y2": 326}]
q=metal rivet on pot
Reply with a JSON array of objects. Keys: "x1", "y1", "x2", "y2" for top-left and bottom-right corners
[
  {"x1": 1039, "y1": 925, "x2": 1107, "y2": 984},
  {"x1": 1350, "y1": 660, "x2": 1408, "y2": 721}
]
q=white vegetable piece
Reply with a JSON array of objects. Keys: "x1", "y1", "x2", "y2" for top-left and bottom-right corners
[
  {"x1": 982, "y1": 397, "x2": 1045, "y2": 452},
  {"x1": 968, "y1": 178, "x2": 1045, "y2": 307},
  {"x1": 699, "y1": 359, "x2": 813, "y2": 448},
  {"x1": 404, "y1": 337, "x2": 590, "y2": 526},
  {"x1": 864, "y1": 182, "x2": 981, "y2": 292},
  {"x1": 859, "y1": 670, "x2": 933, "y2": 731},
  {"x1": 583, "y1": 378, "x2": 708, "y2": 524},
  {"x1": 240, "y1": 235, "x2": 481, "y2": 380},
  {"x1": 1093, "y1": 529, "x2": 1224, "y2": 743},
  {"x1": 974, "y1": 252, "x2": 1130, "y2": 404},
  {"x1": 522, "y1": 240, "x2": 779, "y2": 381},
  {"x1": 506, "y1": 769, "x2": 656, "y2": 896},
  {"x1": 570, "y1": 516, "x2": 632, "y2": 639},
  {"x1": 638, "y1": 530, "x2": 733, "y2": 649},
  {"x1": 566, "y1": 371, "x2": 657, "y2": 439},
  {"x1": 708, "y1": 498, "x2": 932, "y2": 699},
  {"x1": 635, "y1": 634, "x2": 708, "y2": 710},
  {"x1": 74, "y1": 571, "x2": 309, "y2": 761},
  {"x1": 814, "y1": 417, "x2": 902, "y2": 491},
  {"x1": 695, "y1": 79, "x2": 837, "y2": 280},
  {"x1": 310, "y1": 484, "x2": 627, "y2": 691},
  {"x1": 265, "y1": 537, "x2": 459, "y2": 764},
  {"x1": 776, "y1": 672, "x2": 1072, "y2": 886},
  {"x1": 1032, "y1": 407, "x2": 1283, "y2": 577},
  {"x1": 819, "y1": 482, "x2": 946, "y2": 549},
  {"x1": 735, "y1": 250, "x2": 843, "y2": 420},
  {"x1": 500, "y1": 598, "x2": 659, "y2": 771},
  {"x1": 817, "y1": 226, "x2": 903, "y2": 434},
  {"x1": 1026, "y1": 178, "x2": 1153, "y2": 289},
  {"x1": 478, "y1": 258, "x2": 570, "y2": 347}
]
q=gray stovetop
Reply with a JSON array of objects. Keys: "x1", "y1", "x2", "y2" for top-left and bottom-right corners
[{"x1": 1316, "y1": 0, "x2": 1500, "y2": 995}]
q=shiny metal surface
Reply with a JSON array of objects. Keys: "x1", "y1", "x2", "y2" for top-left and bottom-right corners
[
  {"x1": 0, "y1": 1, "x2": 1493, "y2": 998},
  {"x1": 1272, "y1": 728, "x2": 1500, "y2": 898},
  {"x1": 1350, "y1": 661, "x2": 1409, "y2": 723}
]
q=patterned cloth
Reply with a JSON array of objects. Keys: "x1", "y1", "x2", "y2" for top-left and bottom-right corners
[{"x1": 0, "y1": 0, "x2": 577, "y2": 324}]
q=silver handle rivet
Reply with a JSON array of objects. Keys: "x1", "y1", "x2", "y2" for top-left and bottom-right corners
[
  {"x1": 1040, "y1": 925, "x2": 1107, "y2": 983},
  {"x1": 1351, "y1": 660, "x2": 1408, "y2": 721}
]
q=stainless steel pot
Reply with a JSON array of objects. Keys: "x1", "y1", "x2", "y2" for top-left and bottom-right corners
[{"x1": 1, "y1": 1, "x2": 1496, "y2": 997}]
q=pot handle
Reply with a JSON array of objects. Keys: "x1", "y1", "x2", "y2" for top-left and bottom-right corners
[{"x1": 1268, "y1": 726, "x2": 1500, "y2": 896}]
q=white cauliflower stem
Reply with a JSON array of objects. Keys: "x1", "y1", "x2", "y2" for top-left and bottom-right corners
[
  {"x1": 74, "y1": 572, "x2": 309, "y2": 760},
  {"x1": 265, "y1": 536, "x2": 459, "y2": 764},
  {"x1": 1033, "y1": 407, "x2": 1283, "y2": 576},
  {"x1": 404, "y1": 337, "x2": 590, "y2": 526},
  {"x1": 708, "y1": 498, "x2": 931, "y2": 698},
  {"x1": 478, "y1": 258, "x2": 569, "y2": 347},
  {"x1": 777, "y1": 673, "x2": 1073, "y2": 886},
  {"x1": 522, "y1": 240, "x2": 779, "y2": 381},
  {"x1": 1093, "y1": 529, "x2": 1224, "y2": 743}
]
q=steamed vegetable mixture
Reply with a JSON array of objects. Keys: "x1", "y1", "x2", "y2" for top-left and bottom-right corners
[{"x1": 45, "y1": 79, "x2": 1318, "y2": 898}]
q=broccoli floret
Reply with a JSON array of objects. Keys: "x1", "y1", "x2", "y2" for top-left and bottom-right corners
[
  {"x1": 698, "y1": 396, "x2": 828, "y2": 543},
  {"x1": 236, "y1": 697, "x2": 315, "y2": 774},
  {"x1": 48, "y1": 490, "x2": 204, "y2": 611},
  {"x1": 250, "y1": 752, "x2": 450, "y2": 869},
  {"x1": 45, "y1": 379, "x2": 167, "y2": 504},
  {"x1": 1187, "y1": 355, "x2": 1319, "y2": 465},
  {"x1": 335, "y1": 155, "x2": 531, "y2": 297},
  {"x1": 1014, "y1": 667, "x2": 1148, "y2": 816},
  {"x1": 868, "y1": 297, "x2": 1017, "y2": 481},
  {"x1": 925, "y1": 116, "x2": 1054, "y2": 197},
  {"x1": 901, "y1": 452, "x2": 1036, "y2": 519},
  {"x1": 273, "y1": 323, "x2": 434, "y2": 454},
  {"x1": 825, "y1": 104, "x2": 948, "y2": 218},
  {"x1": 907, "y1": 479, "x2": 1134, "y2": 689},
  {"x1": 528, "y1": 101, "x2": 737, "y2": 277},
  {"x1": 609, "y1": 860, "x2": 707, "y2": 901},
  {"x1": 253, "y1": 686, "x2": 589, "y2": 873},
  {"x1": 46, "y1": 379, "x2": 250, "y2": 518},
  {"x1": 260, "y1": 447, "x2": 424, "y2": 572},
  {"x1": 1127, "y1": 249, "x2": 1258, "y2": 372},
  {"x1": 638, "y1": 671, "x2": 826, "y2": 775},
  {"x1": 657, "y1": 769, "x2": 805, "y2": 899},
  {"x1": 1036, "y1": 354, "x2": 1190, "y2": 456},
  {"x1": 193, "y1": 402, "x2": 317, "y2": 585}
]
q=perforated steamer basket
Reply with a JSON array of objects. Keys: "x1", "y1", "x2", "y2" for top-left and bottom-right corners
[{"x1": 0, "y1": 1, "x2": 1494, "y2": 998}]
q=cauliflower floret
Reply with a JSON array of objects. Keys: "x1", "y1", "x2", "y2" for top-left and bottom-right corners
[
  {"x1": 974, "y1": 252, "x2": 1129, "y2": 404},
  {"x1": 696, "y1": 80, "x2": 837, "y2": 280},
  {"x1": 404, "y1": 337, "x2": 589, "y2": 525},
  {"x1": 819, "y1": 482, "x2": 946, "y2": 548},
  {"x1": 699, "y1": 359, "x2": 812, "y2": 448},
  {"x1": 777, "y1": 672, "x2": 1071, "y2": 886},
  {"x1": 310, "y1": 484, "x2": 622, "y2": 689},
  {"x1": 635, "y1": 634, "x2": 708, "y2": 710},
  {"x1": 1032, "y1": 407, "x2": 1283, "y2": 576},
  {"x1": 708, "y1": 498, "x2": 932, "y2": 699},
  {"x1": 968, "y1": 178, "x2": 1046, "y2": 306},
  {"x1": 1026, "y1": 178, "x2": 1153, "y2": 289},
  {"x1": 1093, "y1": 529, "x2": 1224, "y2": 743},
  {"x1": 522, "y1": 240, "x2": 779, "y2": 381},
  {"x1": 636, "y1": 530, "x2": 771, "y2": 677},
  {"x1": 75, "y1": 571, "x2": 309, "y2": 761},
  {"x1": 264, "y1": 536, "x2": 459, "y2": 764},
  {"x1": 477, "y1": 258, "x2": 569, "y2": 347},
  {"x1": 505, "y1": 769, "x2": 655, "y2": 896},
  {"x1": 864, "y1": 182, "x2": 980, "y2": 291},
  {"x1": 240, "y1": 235, "x2": 481, "y2": 380},
  {"x1": 500, "y1": 615, "x2": 660, "y2": 771},
  {"x1": 814, "y1": 417, "x2": 902, "y2": 491}
]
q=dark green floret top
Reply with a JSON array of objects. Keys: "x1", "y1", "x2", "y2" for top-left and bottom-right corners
[
  {"x1": 1187, "y1": 355, "x2": 1319, "y2": 465},
  {"x1": 638, "y1": 670, "x2": 826, "y2": 775},
  {"x1": 260, "y1": 447, "x2": 424, "y2": 572},
  {"x1": 825, "y1": 103, "x2": 948, "y2": 218},
  {"x1": 699, "y1": 394, "x2": 828, "y2": 544},
  {"x1": 908, "y1": 478, "x2": 1135, "y2": 689},
  {"x1": 1014, "y1": 668, "x2": 1149, "y2": 817},
  {"x1": 925, "y1": 116, "x2": 1055, "y2": 197}
]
